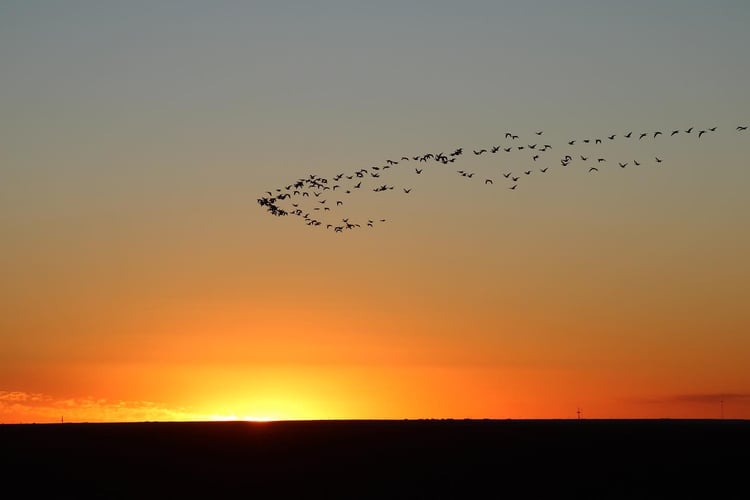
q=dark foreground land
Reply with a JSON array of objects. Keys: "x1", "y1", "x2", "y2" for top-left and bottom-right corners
[{"x1": 3, "y1": 419, "x2": 749, "y2": 498}]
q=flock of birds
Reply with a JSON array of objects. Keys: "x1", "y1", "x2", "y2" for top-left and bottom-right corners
[{"x1": 259, "y1": 124, "x2": 748, "y2": 232}]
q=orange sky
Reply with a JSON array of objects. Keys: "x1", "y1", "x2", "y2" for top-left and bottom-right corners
[{"x1": 2, "y1": 2, "x2": 750, "y2": 423}]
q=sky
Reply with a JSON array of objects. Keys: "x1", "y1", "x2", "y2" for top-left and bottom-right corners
[{"x1": 2, "y1": 0, "x2": 749, "y2": 423}]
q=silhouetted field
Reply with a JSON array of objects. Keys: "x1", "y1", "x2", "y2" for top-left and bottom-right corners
[{"x1": 3, "y1": 419, "x2": 748, "y2": 498}]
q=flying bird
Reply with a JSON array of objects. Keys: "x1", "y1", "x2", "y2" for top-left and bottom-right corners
[
  {"x1": 737, "y1": 125, "x2": 748, "y2": 131},
  {"x1": 589, "y1": 167, "x2": 599, "y2": 172},
  {"x1": 671, "y1": 130, "x2": 679, "y2": 136},
  {"x1": 485, "y1": 179, "x2": 493, "y2": 184},
  {"x1": 655, "y1": 157, "x2": 663, "y2": 163},
  {"x1": 698, "y1": 130, "x2": 707, "y2": 138}
]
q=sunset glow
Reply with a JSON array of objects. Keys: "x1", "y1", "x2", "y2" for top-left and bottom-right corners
[{"x1": 2, "y1": 1, "x2": 749, "y2": 424}]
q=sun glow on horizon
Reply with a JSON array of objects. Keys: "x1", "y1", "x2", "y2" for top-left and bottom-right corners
[{"x1": 204, "y1": 414, "x2": 282, "y2": 423}]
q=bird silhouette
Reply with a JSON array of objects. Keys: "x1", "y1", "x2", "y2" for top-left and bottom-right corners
[{"x1": 263, "y1": 119, "x2": 746, "y2": 232}]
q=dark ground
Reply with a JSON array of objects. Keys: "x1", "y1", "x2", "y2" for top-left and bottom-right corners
[{"x1": 2, "y1": 419, "x2": 748, "y2": 498}]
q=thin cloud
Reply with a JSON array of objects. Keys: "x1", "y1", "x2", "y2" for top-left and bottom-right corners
[
  {"x1": 0, "y1": 390, "x2": 201, "y2": 423},
  {"x1": 640, "y1": 393, "x2": 750, "y2": 404}
]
